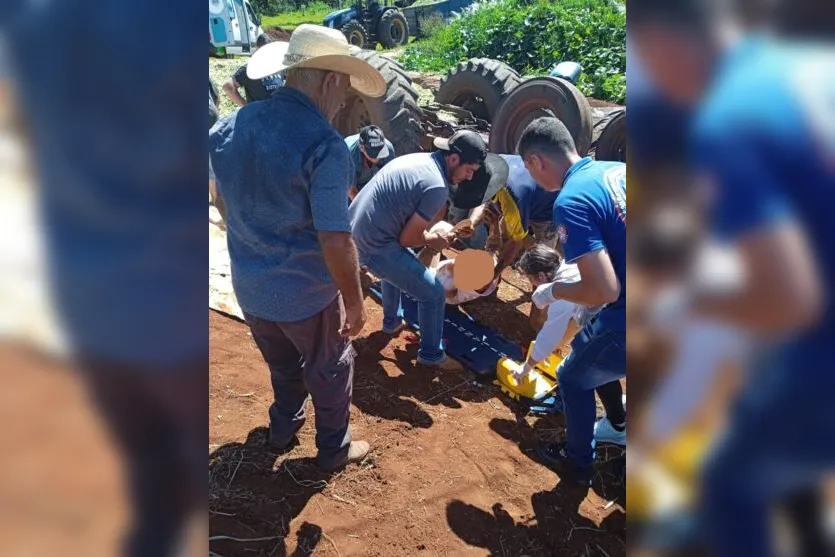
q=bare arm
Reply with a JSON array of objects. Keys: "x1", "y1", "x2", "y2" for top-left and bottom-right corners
[
  {"x1": 222, "y1": 78, "x2": 246, "y2": 107},
  {"x1": 547, "y1": 249, "x2": 620, "y2": 307},
  {"x1": 495, "y1": 239, "x2": 523, "y2": 276},
  {"x1": 348, "y1": 185, "x2": 359, "y2": 201},
  {"x1": 319, "y1": 231, "x2": 364, "y2": 315},
  {"x1": 400, "y1": 204, "x2": 447, "y2": 249},
  {"x1": 696, "y1": 223, "x2": 822, "y2": 335}
]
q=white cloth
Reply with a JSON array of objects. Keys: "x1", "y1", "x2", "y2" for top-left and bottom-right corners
[
  {"x1": 645, "y1": 318, "x2": 749, "y2": 446},
  {"x1": 530, "y1": 262, "x2": 583, "y2": 362},
  {"x1": 434, "y1": 259, "x2": 497, "y2": 305}
]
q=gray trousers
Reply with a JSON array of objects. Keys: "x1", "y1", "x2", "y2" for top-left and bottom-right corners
[{"x1": 244, "y1": 296, "x2": 355, "y2": 469}]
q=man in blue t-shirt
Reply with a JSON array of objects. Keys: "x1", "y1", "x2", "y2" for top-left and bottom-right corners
[
  {"x1": 344, "y1": 125, "x2": 395, "y2": 200},
  {"x1": 520, "y1": 117, "x2": 626, "y2": 486},
  {"x1": 631, "y1": 3, "x2": 835, "y2": 556}
]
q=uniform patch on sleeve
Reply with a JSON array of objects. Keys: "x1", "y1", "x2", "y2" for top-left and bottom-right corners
[{"x1": 557, "y1": 224, "x2": 568, "y2": 244}]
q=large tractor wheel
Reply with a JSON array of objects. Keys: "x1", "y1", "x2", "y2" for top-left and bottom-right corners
[
  {"x1": 435, "y1": 58, "x2": 522, "y2": 122},
  {"x1": 334, "y1": 50, "x2": 423, "y2": 155},
  {"x1": 489, "y1": 76, "x2": 594, "y2": 156},
  {"x1": 378, "y1": 9, "x2": 409, "y2": 49},
  {"x1": 595, "y1": 109, "x2": 626, "y2": 162},
  {"x1": 341, "y1": 20, "x2": 368, "y2": 49}
]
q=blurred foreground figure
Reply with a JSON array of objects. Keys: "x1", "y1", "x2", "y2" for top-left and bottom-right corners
[
  {"x1": 1, "y1": 2, "x2": 206, "y2": 555},
  {"x1": 631, "y1": 1, "x2": 835, "y2": 556}
]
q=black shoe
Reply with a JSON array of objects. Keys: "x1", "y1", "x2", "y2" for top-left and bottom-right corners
[
  {"x1": 536, "y1": 441, "x2": 592, "y2": 487},
  {"x1": 267, "y1": 435, "x2": 299, "y2": 454}
]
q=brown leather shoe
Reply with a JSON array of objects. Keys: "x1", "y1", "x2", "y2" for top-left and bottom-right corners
[
  {"x1": 417, "y1": 354, "x2": 464, "y2": 372},
  {"x1": 318, "y1": 440, "x2": 370, "y2": 472}
]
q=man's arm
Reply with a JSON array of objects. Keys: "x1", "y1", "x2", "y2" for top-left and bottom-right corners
[
  {"x1": 222, "y1": 78, "x2": 246, "y2": 107},
  {"x1": 319, "y1": 230, "x2": 365, "y2": 318},
  {"x1": 695, "y1": 223, "x2": 822, "y2": 335},
  {"x1": 348, "y1": 185, "x2": 359, "y2": 201},
  {"x1": 545, "y1": 249, "x2": 620, "y2": 307},
  {"x1": 400, "y1": 205, "x2": 448, "y2": 250}
]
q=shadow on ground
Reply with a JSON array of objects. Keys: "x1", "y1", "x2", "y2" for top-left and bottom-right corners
[
  {"x1": 447, "y1": 480, "x2": 626, "y2": 556},
  {"x1": 209, "y1": 427, "x2": 333, "y2": 556}
]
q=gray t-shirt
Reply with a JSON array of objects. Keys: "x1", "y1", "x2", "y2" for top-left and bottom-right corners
[{"x1": 350, "y1": 151, "x2": 450, "y2": 254}]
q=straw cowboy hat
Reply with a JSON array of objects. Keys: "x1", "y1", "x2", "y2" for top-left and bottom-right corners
[{"x1": 246, "y1": 24, "x2": 386, "y2": 97}]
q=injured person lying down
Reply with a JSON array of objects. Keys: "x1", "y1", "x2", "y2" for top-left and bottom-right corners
[{"x1": 418, "y1": 220, "x2": 500, "y2": 305}]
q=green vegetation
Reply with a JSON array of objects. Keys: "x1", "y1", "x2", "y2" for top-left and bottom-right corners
[
  {"x1": 209, "y1": 57, "x2": 243, "y2": 119},
  {"x1": 260, "y1": 2, "x2": 334, "y2": 29},
  {"x1": 400, "y1": 0, "x2": 625, "y2": 103}
]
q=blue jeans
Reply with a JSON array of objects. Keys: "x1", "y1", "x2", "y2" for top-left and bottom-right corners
[
  {"x1": 557, "y1": 319, "x2": 626, "y2": 468},
  {"x1": 361, "y1": 244, "x2": 446, "y2": 364},
  {"x1": 700, "y1": 357, "x2": 835, "y2": 557}
]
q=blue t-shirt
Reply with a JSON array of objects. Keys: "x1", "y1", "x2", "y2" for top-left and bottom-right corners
[
  {"x1": 692, "y1": 37, "x2": 835, "y2": 376},
  {"x1": 350, "y1": 151, "x2": 450, "y2": 255},
  {"x1": 553, "y1": 158, "x2": 627, "y2": 332},
  {"x1": 345, "y1": 134, "x2": 395, "y2": 190},
  {"x1": 210, "y1": 87, "x2": 353, "y2": 323},
  {"x1": 502, "y1": 154, "x2": 559, "y2": 227}
]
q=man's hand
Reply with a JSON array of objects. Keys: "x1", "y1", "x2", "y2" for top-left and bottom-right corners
[
  {"x1": 454, "y1": 221, "x2": 475, "y2": 238},
  {"x1": 425, "y1": 231, "x2": 450, "y2": 252},
  {"x1": 341, "y1": 301, "x2": 367, "y2": 338}
]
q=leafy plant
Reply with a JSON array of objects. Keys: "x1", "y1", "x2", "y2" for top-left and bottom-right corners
[{"x1": 400, "y1": 0, "x2": 625, "y2": 103}]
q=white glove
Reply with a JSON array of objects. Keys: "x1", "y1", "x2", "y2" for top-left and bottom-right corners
[
  {"x1": 531, "y1": 282, "x2": 557, "y2": 309},
  {"x1": 511, "y1": 360, "x2": 533, "y2": 380}
]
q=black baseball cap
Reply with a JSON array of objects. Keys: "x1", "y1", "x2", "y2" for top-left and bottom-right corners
[
  {"x1": 359, "y1": 125, "x2": 390, "y2": 159},
  {"x1": 450, "y1": 153, "x2": 509, "y2": 210},
  {"x1": 433, "y1": 130, "x2": 488, "y2": 164}
]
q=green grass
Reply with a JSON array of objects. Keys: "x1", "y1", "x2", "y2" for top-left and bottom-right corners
[
  {"x1": 400, "y1": 0, "x2": 626, "y2": 103},
  {"x1": 261, "y1": 3, "x2": 333, "y2": 30}
]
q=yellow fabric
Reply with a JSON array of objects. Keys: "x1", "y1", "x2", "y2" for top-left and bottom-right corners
[{"x1": 494, "y1": 189, "x2": 527, "y2": 241}]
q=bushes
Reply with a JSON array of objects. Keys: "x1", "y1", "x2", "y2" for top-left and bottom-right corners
[
  {"x1": 252, "y1": 0, "x2": 343, "y2": 17},
  {"x1": 400, "y1": 0, "x2": 625, "y2": 103}
]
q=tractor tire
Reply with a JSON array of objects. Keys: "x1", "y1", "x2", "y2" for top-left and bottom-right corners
[
  {"x1": 378, "y1": 9, "x2": 410, "y2": 49},
  {"x1": 595, "y1": 109, "x2": 626, "y2": 162},
  {"x1": 489, "y1": 76, "x2": 594, "y2": 156},
  {"x1": 435, "y1": 58, "x2": 522, "y2": 122},
  {"x1": 334, "y1": 50, "x2": 423, "y2": 155},
  {"x1": 341, "y1": 20, "x2": 368, "y2": 49}
]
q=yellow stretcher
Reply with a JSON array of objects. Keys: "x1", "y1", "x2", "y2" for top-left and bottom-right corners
[{"x1": 494, "y1": 341, "x2": 564, "y2": 401}]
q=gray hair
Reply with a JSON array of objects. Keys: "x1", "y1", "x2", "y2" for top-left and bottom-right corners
[{"x1": 282, "y1": 67, "x2": 341, "y2": 89}]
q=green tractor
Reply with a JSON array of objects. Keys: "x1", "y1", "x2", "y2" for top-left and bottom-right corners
[{"x1": 323, "y1": 0, "x2": 410, "y2": 50}]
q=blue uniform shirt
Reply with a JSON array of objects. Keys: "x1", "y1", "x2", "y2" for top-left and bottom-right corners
[
  {"x1": 210, "y1": 87, "x2": 353, "y2": 323},
  {"x1": 693, "y1": 37, "x2": 835, "y2": 376},
  {"x1": 553, "y1": 158, "x2": 627, "y2": 332}
]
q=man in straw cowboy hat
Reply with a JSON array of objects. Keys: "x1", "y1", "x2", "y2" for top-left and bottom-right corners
[
  {"x1": 209, "y1": 24, "x2": 386, "y2": 471},
  {"x1": 349, "y1": 130, "x2": 488, "y2": 372}
]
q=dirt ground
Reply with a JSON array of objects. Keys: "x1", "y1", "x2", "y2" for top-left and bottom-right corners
[{"x1": 209, "y1": 269, "x2": 626, "y2": 557}]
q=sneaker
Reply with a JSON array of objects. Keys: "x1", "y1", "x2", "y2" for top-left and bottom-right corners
[
  {"x1": 318, "y1": 440, "x2": 370, "y2": 472},
  {"x1": 594, "y1": 418, "x2": 626, "y2": 446},
  {"x1": 417, "y1": 354, "x2": 463, "y2": 372},
  {"x1": 536, "y1": 442, "x2": 592, "y2": 486}
]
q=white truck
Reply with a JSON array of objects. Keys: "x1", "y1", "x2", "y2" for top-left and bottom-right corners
[{"x1": 209, "y1": 0, "x2": 264, "y2": 56}]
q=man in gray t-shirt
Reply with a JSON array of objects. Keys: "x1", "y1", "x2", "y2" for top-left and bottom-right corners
[{"x1": 350, "y1": 131, "x2": 487, "y2": 371}]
